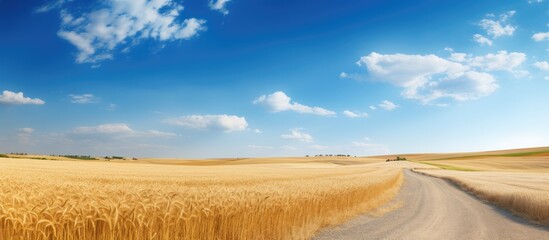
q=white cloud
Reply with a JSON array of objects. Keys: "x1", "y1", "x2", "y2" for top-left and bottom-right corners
[
  {"x1": 73, "y1": 123, "x2": 176, "y2": 138},
  {"x1": 468, "y1": 51, "x2": 526, "y2": 71},
  {"x1": 473, "y1": 34, "x2": 493, "y2": 46},
  {"x1": 0, "y1": 90, "x2": 45, "y2": 105},
  {"x1": 57, "y1": 0, "x2": 206, "y2": 63},
  {"x1": 369, "y1": 105, "x2": 377, "y2": 110},
  {"x1": 545, "y1": 76, "x2": 549, "y2": 80},
  {"x1": 19, "y1": 128, "x2": 34, "y2": 134},
  {"x1": 165, "y1": 114, "x2": 248, "y2": 132},
  {"x1": 378, "y1": 100, "x2": 398, "y2": 110},
  {"x1": 209, "y1": 0, "x2": 231, "y2": 15},
  {"x1": 342, "y1": 110, "x2": 368, "y2": 118},
  {"x1": 74, "y1": 123, "x2": 134, "y2": 135},
  {"x1": 339, "y1": 71, "x2": 364, "y2": 81},
  {"x1": 35, "y1": 0, "x2": 72, "y2": 13},
  {"x1": 533, "y1": 32, "x2": 549, "y2": 42},
  {"x1": 69, "y1": 94, "x2": 99, "y2": 104},
  {"x1": 534, "y1": 61, "x2": 549, "y2": 71},
  {"x1": 253, "y1": 129, "x2": 262, "y2": 134},
  {"x1": 144, "y1": 130, "x2": 177, "y2": 138},
  {"x1": 449, "y1": 53, "x2": 468, "y2": 62},
  {"x1": 356, "y1": 51, "x2": 527, "y2": 103},
  {"x1": 478, "y1": 11, "x2": 516, "y2": 38},
  {"x1": 528, "y1": 0, "x2": 543, "y2": 3},
  {"x1": 281, "y1": 128, "x2": 313, "y2": 143},
  {"x1": 254, "y1": 91, "x2": 336, "y2": 116}
]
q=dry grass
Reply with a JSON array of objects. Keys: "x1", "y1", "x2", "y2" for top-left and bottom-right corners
[
  {"x1": 0, "y1": 158, "x2": 402, "y2": 240},
  {"x1": 415, "y1": 169, "x2": 549, "y2": 225},
  {"x1": 406, "y1": 147, "x2": 549, "y2": 172}
]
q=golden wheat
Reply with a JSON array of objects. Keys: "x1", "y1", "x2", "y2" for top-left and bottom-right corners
[{"x1": 0, "y1": 158, "x2": 402, "y2": 239}]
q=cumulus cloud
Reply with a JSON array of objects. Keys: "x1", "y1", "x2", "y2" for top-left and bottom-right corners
[
  {"x1": 378, "y1": 100, "x2": 398, "y2": 110},
  {"x1": 473, "y1": 11, "x2": 516, "y2": 46},
  {"x1": 69, "y1": 94, "x2": 99, "y2": 104},
  {"x1": 209, "y1": 0, "x2": 231, "y2": 15},
  {"x1": 468, "y1": 51, "x2": 526, "y2": 71},
  {"x1": 532, "y1": 32, "x2": 549, "y2": 42},
  {"x1": 253, "y1": 91, "x2": 336, "y2": 116},
  {"x1": 342, "y1": 110, "x2": 368, "y2": 118},
  {"x1": 281, "y1": 128, "x2": 313, "y2": 142},
  {"x1": 534, "y1": 61, "x2": 549, "y2": 70},
  {"x1": 57, "y1": 0, "x2": 206, "y2": 63},
  {"x1": 478, "y1": 11, "x2": 516, "y2": 38},
  {"x1": 357, "y1": 51, "x2": 526, "y2": 103},
  {"x1": 473, "y1": 34, "x2": 493, "y2": 46},
  {"x1": 165, "y1": 114, "x2": 248, "y2": 132},
  {"x1": 0, "y1": 90, "x2": 45, "y2": 105}
]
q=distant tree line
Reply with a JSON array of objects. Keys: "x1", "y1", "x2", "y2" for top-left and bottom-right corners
[
  {"x1": 52, "y1": 155, "x2": 97, "y2": 160},
  {"x1": 9, "y1": 152, "x2": 28, "y2": 155},
  {"x1": 306, "y1": 154, "x2": 354, "y2": 157},
  {"x1": 386, "y1": 156, "x2": 407, "y2": 162}
]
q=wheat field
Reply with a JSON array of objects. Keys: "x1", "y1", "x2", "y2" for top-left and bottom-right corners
[
  {"x1": 0, "y1": 157, "x2": 402, "y2": 240},
  {"x1": 409, "y1": 148, "x2": 549, "y2": 226},
  {"x1": 415, "y1": 169, "x2": 549, "y2": 225}
]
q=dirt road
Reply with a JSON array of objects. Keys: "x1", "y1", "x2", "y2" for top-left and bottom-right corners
[{"x1": 314, "y1": 170, "x2": 549, "y2": 240}]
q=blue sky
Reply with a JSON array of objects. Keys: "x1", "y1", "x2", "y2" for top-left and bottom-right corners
[{"x1": 1, "y1": 0, "x2": 549, "y2": 158}]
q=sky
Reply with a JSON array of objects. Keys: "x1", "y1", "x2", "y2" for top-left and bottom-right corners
[{"x1": 1, "y1": 0, "x2": 549, "y2": 158}]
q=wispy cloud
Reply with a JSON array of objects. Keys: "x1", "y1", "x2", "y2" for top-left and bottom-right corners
[
  {"x1": 281, "y1": 128, "x2": 313, "y2": 142},
  {"x1": 69, "y1": 94, "x2": 99, "y2": 104},
  {"x1": 342, "y1": 110, "x2": 368, "y2": 118},
  {"x1": 473, "y1": 34, "x2": 493, "y2": 46},
  {"x1": 378, "y1": 100, "x2": 398, "y2": 110},
  {"x1": 72, "y1": 123, "x2": 176, "y2": 138},
  {"x1": 17, "y1": 128, "x2": 35, "y2": 145},
  {"x1": 209, "y1": 0, "x2": 231, "y2": 15},
  {"x1": 0, "y1": 90, "x2": 45, "y2": 105},
  {"x1": 35, "y1": 0, "x2": 72, "y2": 13},
  {"x1": 57, "y1": 0, "x2": 206, "y2": 64},
  {"x1": 165, "y1": 114, "x2": 248, "y2": 132},
  {"x1": 254, "y1": 91, "x2": 336, "y2": 116},
  {"x1": 107, "y1": 103, "x2": 117, "y2": 111}
]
